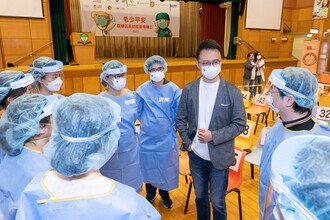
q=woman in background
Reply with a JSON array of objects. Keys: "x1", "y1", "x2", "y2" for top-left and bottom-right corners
[
  {"x1": 0, "y1": 71, "x2": 35, "y2": 163},
  {"x1": 243, "y1": 52, "x2": 256, "y2": 99},
  {"x1": 28, "y1": 56, "x2": 64, "y2": 100},
  {"x1": 0, "y1": 71, "x2": 34, "y2": 112},
  {"x1": 254, "y1": 52, "x2": 265, "y2": 94}
]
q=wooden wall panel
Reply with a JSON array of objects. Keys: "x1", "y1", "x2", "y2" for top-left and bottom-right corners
[
  {"x1": 184, "y1": 71, "x2": 197, "y2": 86},
  {"x1": 61, "y1": 77, "x2": 74, "y2": 96},
  {"x1": 171, "y1": 72, "x2": 184, "y2": 88},
  {"x1": 295, "y1": 0, "x2": 314, "y2": 8},
  {"x1": 2, "y1": 39, "x2": 32, "y2": 55},
  {"x1": 236, "y1": 6, "x2": 312, "y2": 60},
  {"x1": 220, "y1": 69, "x2": 230, "y2": 83},
  {"x1": 6, "y1": 58, "x2": 298, "y2": 95},
  {"x1": 4, "y1": 56, "x2": 33, "y2": 66},
  {"x1": 0, "y1": 22, "x2": 31, "y2": 39},
  {"x1": 0, "y1": 43, "x2": 4, "y2": 70},
  {"x1": 83, "y1": 77, "x2": 100, "y2": 94},
  {"x1": 73, "y1": 77, "x2": 83, "y2": 93},
  {"x1": 0, "y1": 0, "x2": 53, "y2": 67},
  {"x1": 32, "y1": 39, "x2": 53, "y2": 54},
  {"x1": 165, "y1": 72, "x2": 171, "y2": 82},
  {"x1": 134, "y1": 73, "x2": 149, "y2": 90},
  {"x1": 127, "y1": 74, "x2": 135, "y2": 91},
  {"x1": 30, "y1": 23, "x2": 50, "y2": 39}
]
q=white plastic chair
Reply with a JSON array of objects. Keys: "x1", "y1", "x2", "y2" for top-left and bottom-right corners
[{"x1": 244, "y1": 127, "x2": 270, "y2": 179}]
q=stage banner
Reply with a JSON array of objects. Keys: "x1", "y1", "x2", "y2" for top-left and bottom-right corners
[{"x1": 80, "y1": 0, "x2": 180, "y2": 38}]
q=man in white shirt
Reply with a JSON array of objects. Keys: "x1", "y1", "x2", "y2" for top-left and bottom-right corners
[{"x1": 176, "y1": 39, "x2": 246, "y2": 220}]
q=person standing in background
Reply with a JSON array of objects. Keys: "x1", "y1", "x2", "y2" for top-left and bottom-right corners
[
  {"x1": 0, "y1": 71, "x2": 35, "y2": 163},
  {"x1": 243, "y1": 52, "x2": 257, "y2": 99},
  {"x1": 254, "y1": 52, "x2": 265, "y2": 94}
]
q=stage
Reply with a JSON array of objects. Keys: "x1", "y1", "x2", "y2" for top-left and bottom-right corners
[{"x1": 6, "y1": 57, "x2": 298, "y2": 96}]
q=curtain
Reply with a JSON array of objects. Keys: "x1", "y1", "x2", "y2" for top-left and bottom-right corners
[
  {"x1": 200, "y1": 3, "x2": 225, "y2": 56},
  {"x1": 227, "y1": 1, "x2": 239, "y2": 59},
  {"x1": 49, "y1": 0, "x2": 68, "y2": 64},
  {"x1": 70, "y1": 0, "x2": 201, "y2": 58}
]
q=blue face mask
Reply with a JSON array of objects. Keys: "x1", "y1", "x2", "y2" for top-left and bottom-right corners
[
  {"x1": 97, "y1": 17, "x2": 107, "y2": 26},
  {"x1": 159, "y1": 21, "x2": 167, "y2": 29}
]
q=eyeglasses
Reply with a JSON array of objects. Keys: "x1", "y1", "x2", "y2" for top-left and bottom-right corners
[
  {"x1": 108, "y1": 73, "x2": 126, "y2": 79},
  {"x1": 198, "y1": 59, "x2": 221, "y2": 68},
  {"x1": 148, "y1": 66, "x2": 164, "y2": 73},
  {"x1": 265, "y1": 85, "x2": 280, "y2": 95}
]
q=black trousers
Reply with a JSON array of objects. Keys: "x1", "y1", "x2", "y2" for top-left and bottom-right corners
[{"x1": 146, "y1": 183, "x2": 169, "y2": 198}]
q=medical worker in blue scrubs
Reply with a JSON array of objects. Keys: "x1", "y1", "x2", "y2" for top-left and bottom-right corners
[
  {"x1": 0, "y1": 94, "x2": 53, "y2": 220},
  {"x1": 259, "y1": 67, "x2": 330, "y2": 219},
  {"x1": 15, "y1": 93, "x2": 160, "y2": 220},
  {"x1": 28, "y1": 56, "x2": 64, "y2": 100},
  {"x1": 99, "y1": 60, "x2": 142, "y2": 192},
  {"x1": 0, "y1": 71, "x2": 35, "y2": 163},
  {"x1": 136, "y1": 55, "x2": 181, "y2": 208}
]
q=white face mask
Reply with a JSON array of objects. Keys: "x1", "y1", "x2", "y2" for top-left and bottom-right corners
[
  {"x1": 202, "y1": 65, "x2": 221, "y2": 80},
  {"x1": 110, "y1": 77, "x2": 126, "y2": 90},
  {"x1": 257, "y1": 55, "x2": 261, "y2": 59},
  {"x1": 267, "y1": 93, "x2": 280, "y2": 113},
  {"x1": 150, "y1": 71, "x2": 165, "y2": 82},
  {"x1": 45, "y1": 77, "x2": 63, "y2": 92}
]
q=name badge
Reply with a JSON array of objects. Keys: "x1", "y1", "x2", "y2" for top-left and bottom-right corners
[
  {"x1": 124, "y1": 99, "x2": 136, "y2": 105},
  {"x1": 159, "y1": 97, "x2": 170, "y2": 102}
]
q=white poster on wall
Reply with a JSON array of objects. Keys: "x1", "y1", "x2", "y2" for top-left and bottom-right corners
[
  {"x1": 313, "y1": 0, "x2": 329, "y2": 19},
  {"x1": 245, "y1": 0, "x2": 283, "y2": 30},
  {"x1": 0, "y1": 0, "x2": 43, "y2": 18},
  {"x1": 80, "y1": 0, "x2": 180, "y2": 38}
]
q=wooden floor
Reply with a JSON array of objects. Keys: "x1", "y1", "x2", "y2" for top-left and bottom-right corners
[{"x1": 139, "y1": 94, "x2": 330, "y2": 220}]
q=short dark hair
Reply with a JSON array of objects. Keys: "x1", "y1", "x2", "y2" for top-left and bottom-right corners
[
  {"x1": 247, "y1": 52, "x2": 254, "y2": 59},
  {"x1": 278, "y1": 90, "x2": 309, "y2": 114},
  {"x1": 196, "y1": 39, "x2": 222, "y2": 61},
  {"x1": 0, "y1": 87, "x2": 28, "y2": 110}
]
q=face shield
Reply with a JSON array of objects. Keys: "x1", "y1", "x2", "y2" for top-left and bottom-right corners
[
  {"x1": 263, "y1": 135, "x2": 330, "y2": 220},
  {"x1": 9, "y1": 74, "x2": 35, "y2": 91},
  {"x1": 101, "y1": 65, "x2": 127, "y2": 89},
  {"x1": 11, "y1": 73, "x2": 40, "y2": 95},
  {"x1": 268, "y1": 69, "x2": 309, "y2": 100}
]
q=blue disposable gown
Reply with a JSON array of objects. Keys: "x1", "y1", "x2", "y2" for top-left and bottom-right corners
[
  {"x1": 136, "y1": 81, "x2": 181, "y2": 191},
  {"x1": 259, "y1": 118, "x2": 330, "y2": 219},
  {"x1": 0, "y1": 147, "x2": 51, "y2": 220},
  {"x1": 99, "y1": 90, "x2": 143, "y2": 192},
  {"x1": 0, "y1": 150, "x2": 4, "y2": 165},
  {"x1": 15, "y1": 173, "x2": 161, "y2": 220}
]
